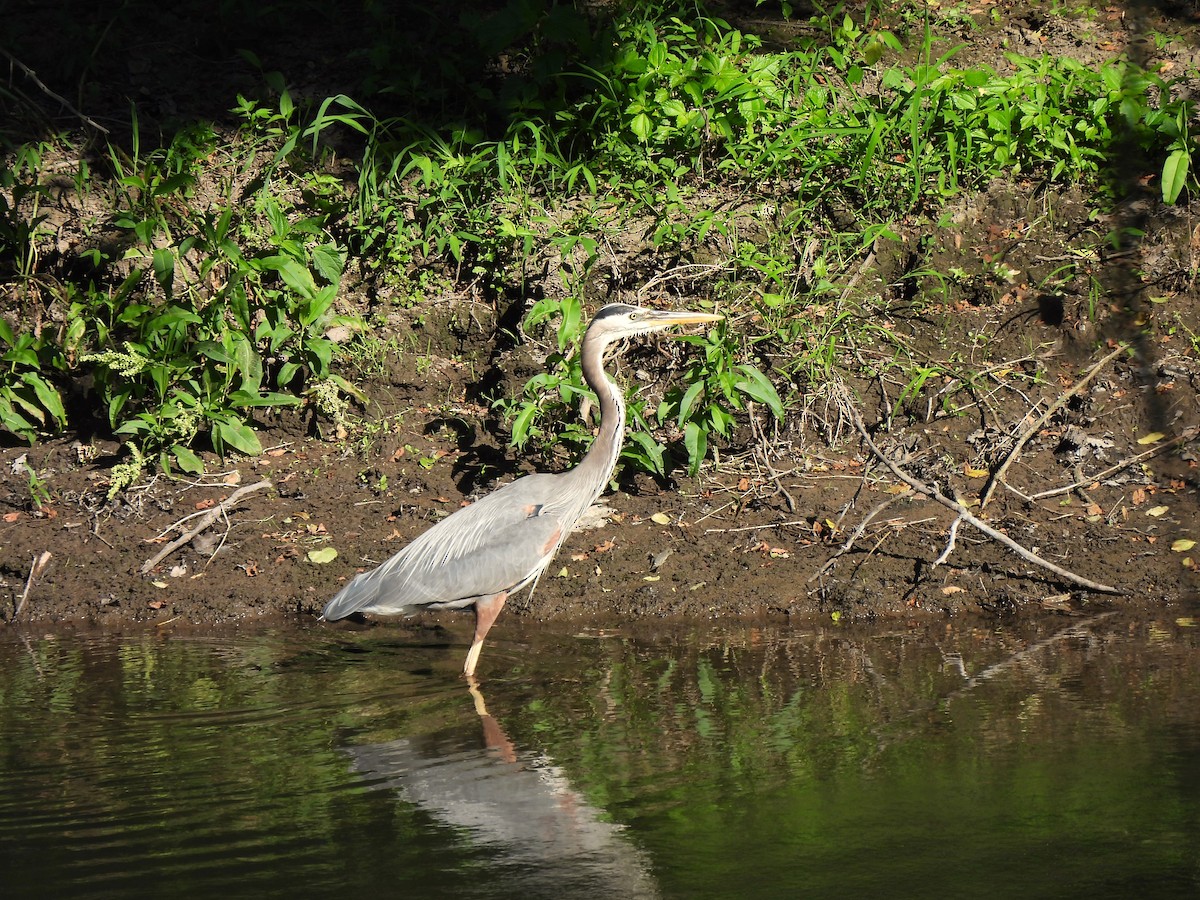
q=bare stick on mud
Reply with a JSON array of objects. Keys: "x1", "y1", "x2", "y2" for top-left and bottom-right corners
[
  {"x1": 810, "y1": 497, "x2": 898, "y2": 582},
  {"x1": 140, "y1": 480, "x2": 272, "y2": 575},
  {"x1": 11, "y1": 551, "x2": 53, "y2": 623},
  {"x1": 843, "y1": 388, "x2": 1120, "y2": 594},
  {"x1": 980, "y1": 343, "x2": 1127, "y2": 510},
  {"x1": 1023, "y1": 427, "x2": 1197, "y2": 502}
]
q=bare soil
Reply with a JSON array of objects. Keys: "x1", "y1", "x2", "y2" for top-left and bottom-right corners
[{"x1": 1, "y1": 1, "x2": 1198, "y2": 634}]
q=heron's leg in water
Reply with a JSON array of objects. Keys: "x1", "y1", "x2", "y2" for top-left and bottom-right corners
[{"x1": 463, "y1": 591, "x2": 507, "y2": 677}]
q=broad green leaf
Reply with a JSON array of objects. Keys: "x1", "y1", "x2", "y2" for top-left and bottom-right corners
[
  {"x1": 683, "y1": 420, "x2": 707, "y2": 475},
  {"x1": 277, "y1": 361, "x2": 301, "y2": 387},
  {"x1": 302, "y1": 284, "x2": 339, "y2": 327},
  {"x1": 327, "y1": 374, "x2": 368, "y2": 404},
  {"x1": 511, "y1": 403, "x2": 537, "y2": 447},
  {"x1": 734, "y1": 365, "x2": 784, "y2": 419},
  {"x1": 630, "y1": 112, "x2": 653, "y2": 142},
  {"x1": 677, "y1": 379, "x2": 706, "y2": 425},
  {"x1": 1162, "y1": 149, "x2": 1188, "y2": 204},
  {"x1": 229, "y1": 389, "x2": 301, "y2": 408},
  {"x1": 267, "y1": 255, "x2": 317, "y2": 299},
  {"x1": 312, "y1": 245, "x2": 345, "y2": 285},
  {"x1": 215, "y1": 420, "x2": 262, "y2": 456},
  {"x1": 23, "y1": 373, "x2": 66, "y2": 425},
  {"x1": 171, "y1": 445, "x2": 205, "y2": 474},
  {"x1": 152, "y1": 247, "x2": 175, "y2": 294}
]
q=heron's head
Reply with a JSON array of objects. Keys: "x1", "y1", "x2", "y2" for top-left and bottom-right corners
[{"x1": 586, "y1": 303, "x2": 723, "y2": 344}]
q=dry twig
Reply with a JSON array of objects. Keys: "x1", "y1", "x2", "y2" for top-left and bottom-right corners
[
  {"x1": 980, "y1": 343, "x2": 1127, "y2": 509},
  {"x1": 843, "y1": 388, "x2": 1119, "y2": 594},
  {"x1": 140, "y1": 480, "x2": 272, "y2": 575},
  {"x1": 810, "y1": 497, "x2": 897, "y2": 582},
  {"x1": 1, "y1": 48, "x2": 109, "y2": 133},
  {"x1": 1023, "y1": 427, "x2": 1197, "y2": 502},
  {"x1": 12, "y1": 551, "x2": 53, "y2": 622}
]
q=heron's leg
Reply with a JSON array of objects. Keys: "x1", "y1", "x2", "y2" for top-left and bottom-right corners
[{"x1": 463, "y1": 591, "x2": 507, "y2": 678}]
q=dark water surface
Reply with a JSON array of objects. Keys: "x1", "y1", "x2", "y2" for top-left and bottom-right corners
[{"x1": 1, "y1": 612, "x2": 1198, "y2": 899}]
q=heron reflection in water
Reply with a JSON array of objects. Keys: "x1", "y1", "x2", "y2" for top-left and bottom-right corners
[
  {"x1": 323, "y1": 304, "x2": 722, "y2": 676},
  {"x1": 342, "y1": 679, "x2": 660, "y2": 899}
]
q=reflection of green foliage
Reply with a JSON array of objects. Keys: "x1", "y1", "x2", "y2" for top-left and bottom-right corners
[{"x1": 1, "y1": 622, "x2": 1199, "y2": 894}]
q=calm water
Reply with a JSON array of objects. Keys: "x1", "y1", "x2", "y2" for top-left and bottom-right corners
[{"x1": 1, "y1": 612, "x2": 1198, "y2": 899}]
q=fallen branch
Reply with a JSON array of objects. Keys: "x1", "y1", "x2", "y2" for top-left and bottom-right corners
[
  {"x1": 12, "y1": 551, "x2": 52, "y2": 622},
  {"x1": 1022, "y1": 427, "x2": 1197, "y2": 502},
  {"x1": 843, "y1": 388, "x2": 1119, "y2": 594},
  {"x1": 932, "y1": 514, "x2": 962, "y2": 567},
  {"x1": 980, "y1": 343, "x2": 1127, "y2": 510},
  {"x1": 0, "y1": 48, "x2": 109, "y2": 133},
  {"x1": 810, "y1": 497, "x2": 897, "y2": 582},
  {"x1": 140, "y1": 479, "x2": 272, "y2": 575}
]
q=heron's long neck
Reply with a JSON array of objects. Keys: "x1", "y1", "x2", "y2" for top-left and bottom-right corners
[{"x1": 569, "y1": 333, "x2": 625, "y2": 510}]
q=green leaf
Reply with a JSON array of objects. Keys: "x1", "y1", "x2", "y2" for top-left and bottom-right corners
[
  {"x1": 229, "y1": 389, "x2": 301, "y2": 408},
  {"x1": 231, "y1": 334, "x2": 263, "y2": 392},
  {"x1": 311, "y1": 245, "x2": 345, "y2": 285},
  {"x1": 152, "y1": 247, "x2": 175, "y2": 295},
  {"x1": 277, "y1": 361, "x2": 301, "y2": 387},
  {"x1": 326, "y1": 374, "x2": 368, "y2": 404},
  {"x1": 215, "y1": 419, "x2": 262, "y2": 456},
  {"x1": 1162, "y1": 148, "x2": 1189, "y2": 204},
  {"x1": 267, "y1": 255, "x2": 317, "y2": 299},
  {"x1": 676, "y1": 379, "x2": 706, "y2": 425},
  {"x1": 683, "y1": 421, "x2": 707, "y2": 476},
  {"x1": 23, "y1": 373, "x2": 66, "y2": 427},
  {"x1": 171, "y1": 445, "x2": 205, "y2": 474},
  {"x1": 307, "y1": 547, "x2": 338, "y2": 564},
  {"x1": 630, "y1": 112, "x2": 653, "y2": 142},
  {"x1": 510, "y1": 403, "x2": 537, "y2": 448},
  {"x1": 734, "y1": 365, "x2": 784, "y2": 419}
]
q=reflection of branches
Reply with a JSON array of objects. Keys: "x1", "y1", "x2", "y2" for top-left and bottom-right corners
[
  {"x1": 943, "y1": 611, "x2": 1116, "y2": 696},
  {"x1": 862, "y1": 612, "x2": 1119, "y2": 765}
]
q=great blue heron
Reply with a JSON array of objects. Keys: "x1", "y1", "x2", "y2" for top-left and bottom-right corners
[{"x1": 322, "y1": 303, "x2": 723, "y2": 676}]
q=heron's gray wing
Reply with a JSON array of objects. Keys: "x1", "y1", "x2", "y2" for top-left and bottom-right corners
[{"x1": 323, "y1": 475, "x2": 566, "y2": 619}]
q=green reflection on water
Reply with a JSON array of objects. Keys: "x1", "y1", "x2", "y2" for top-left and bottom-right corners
[{"x1": 0, "y1": 614, "x2": 1198, "y2": 899}]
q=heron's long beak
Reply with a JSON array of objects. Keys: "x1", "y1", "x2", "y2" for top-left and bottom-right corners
[{"x1": 651, "y1": 310, "x2": 724, "y2": 327}]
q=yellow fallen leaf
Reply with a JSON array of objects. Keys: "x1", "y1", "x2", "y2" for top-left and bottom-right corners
[
  {"x1": 964, "y1": 466, "x2": 989, "y2": 478},
  {"x1": 1147, "y1": 506, "x2": 1170, "y2": 517},
  {"x1": 1137, "y1": 432, "x2": 1165, "y2": 445},
  {"x1": 643, "y1": 575, "x2": 661, "y2": 582},
  {"x1": 1173, "y1": 539, "x2": 1196, "y2": 552},
  {"x1": 556, "y1": 566, "x2": 568, "y2": 578},
  {"x1": 884, "y1": 484, "x2": 910, "y2": 495},
  {"x1": 151, "y1": 581, "x2": 168, "y2": 589},
  {"x1": 941, "y1": 585, "x2": 965, "y2": 595},
  {"x1": 650, "y1": 512, "x2": 671, "y2": 525},
  {"x1": 307, "y1": 547, "x2": 338, "y2": 564},
  {"x1": 1177, "y1": 617, "x2": 1197, "y2": 627}
]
